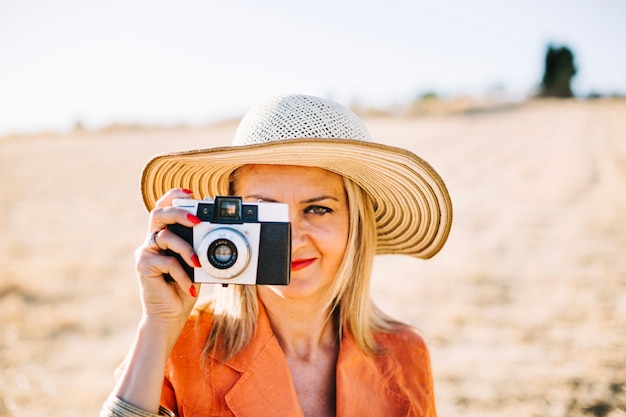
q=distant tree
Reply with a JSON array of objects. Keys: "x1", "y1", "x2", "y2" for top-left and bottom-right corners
[
  {"x1": 540, "y1": 45, "x2": 577, "y2": 98},
  {"x1": 73, "y1": 119, "x2": 85, "y2": 131},
  {"x1": 418, "y1": 91, "x2": 438, "y2": 101}
]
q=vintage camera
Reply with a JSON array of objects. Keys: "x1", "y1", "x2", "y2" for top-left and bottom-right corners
[{"x1": 165, "y1": 196, "x2": 291, "y2": 285}]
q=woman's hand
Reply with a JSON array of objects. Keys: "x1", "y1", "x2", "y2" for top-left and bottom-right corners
[
  {"x1": 135, "y1": 188, "x2": 202, "y2": 328},
  {"x1": 111, "y1": 188, "x2": 203, "y2": 413}
]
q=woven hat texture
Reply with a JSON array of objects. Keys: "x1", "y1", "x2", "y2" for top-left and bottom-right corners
[
  {"x1": 141, "y1": 94, "x2": 452, "y2": 259},
  {"x1": 233, "y1": 94, "x2": 371, "y2": 145}
]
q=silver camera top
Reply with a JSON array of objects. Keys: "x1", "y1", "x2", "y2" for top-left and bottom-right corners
[{"x1": 172, "y1": 196, "x2": 289, "y2": 223}]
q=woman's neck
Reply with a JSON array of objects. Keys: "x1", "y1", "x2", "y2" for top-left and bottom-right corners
[{"x1": 258, "y1": 288, "x2": 338, "y2": 360}]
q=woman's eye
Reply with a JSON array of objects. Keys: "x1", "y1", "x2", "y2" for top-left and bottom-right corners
[{"x1": 305, "y1": 205, "x2": 333, "y2": 215}]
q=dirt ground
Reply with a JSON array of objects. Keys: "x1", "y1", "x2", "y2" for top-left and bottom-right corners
[{"x1": 0, "y1": 99, "x2": 625, "y2": 416}]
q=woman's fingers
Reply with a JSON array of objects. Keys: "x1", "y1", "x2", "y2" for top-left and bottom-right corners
[
  {"x1": 143, "y1": 187, "x2": 201, "y2": 267},
  {"x1": 148, "y1": 188, "x2": 199, "y2": 233},
  {"x1": 148, "y1": 228, "x2": 201, "y2": 269},
  {"x1": 155, "y1": 188, "x2": 193, "y2": 208},
  {"x1": 148, "y1": 206, "x2": 201, "y2": 234},
  {"x1": 137, "y1": 188, "x2": 203, "y2": 300},
  {"x1": 135, "y1": 246, "x2": 198, "y2": 299}
]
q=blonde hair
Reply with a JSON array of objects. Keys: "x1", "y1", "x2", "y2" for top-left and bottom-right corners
[{"x1": 198, "y1": 174, "x2": 400, "y2": 360}]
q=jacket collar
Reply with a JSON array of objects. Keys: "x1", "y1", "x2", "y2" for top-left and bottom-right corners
[
  {"x1": 335, "y1": 331, "x2": 410, "y2": 416},
  {"x1": 211, "y1": 302, "x2": 410, "y2": 417}
]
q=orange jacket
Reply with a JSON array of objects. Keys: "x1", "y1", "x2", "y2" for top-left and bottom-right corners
[{"x1": 161, "y1": 303, "x2": 436, "y2": 416}]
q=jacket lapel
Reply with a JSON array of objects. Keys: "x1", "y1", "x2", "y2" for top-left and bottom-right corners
[
  {"x1": 336, "y1": 332, "x2": 410, "y2": 417},
  {"x1": 213, "y1": 303, "x2": 305, "y2": 417},
  {"x1": 211, "y1": 303, "x2": 410, "y2": 417}
]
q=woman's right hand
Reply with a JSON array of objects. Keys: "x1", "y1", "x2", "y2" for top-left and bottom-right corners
[
  {"x1": 110, "y1": 189, "x2": 204, "y2": 414},
  {"x1": 134, "y1": 188, "x2": 202, "y2": 329}
]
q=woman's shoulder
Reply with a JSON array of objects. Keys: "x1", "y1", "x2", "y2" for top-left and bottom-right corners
[
  {"x1": 372, "y1": 325, "x2": 432, "y2": 367},
  {"x1": 375, "y1": 324, "x2": 428, "y2": 349},
  {"x1": 371, "y1": 325, "x2": 435, "y2": 401}
]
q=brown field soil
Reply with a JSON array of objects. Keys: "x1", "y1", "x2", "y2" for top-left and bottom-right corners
[{"x1": 1, "y1": 99, "x2": 625, "y2": 416}]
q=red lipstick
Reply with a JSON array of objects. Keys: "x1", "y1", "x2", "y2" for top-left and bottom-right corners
[{"x1": 291, "y1": 258, "x2": 315, "y2": 271}]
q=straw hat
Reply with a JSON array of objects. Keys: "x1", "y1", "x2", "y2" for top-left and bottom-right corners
[{"x1": 141, "y1": 94, "x2": 452, "y2": 259}]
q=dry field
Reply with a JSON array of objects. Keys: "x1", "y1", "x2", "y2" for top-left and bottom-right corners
[{"x1": 0, "y1": 99, "x2": 625, "y2": 416}]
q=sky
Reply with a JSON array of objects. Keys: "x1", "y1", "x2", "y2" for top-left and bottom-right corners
[{"x1": 1, "y1": 0, "x2": 625, "y2": 136}]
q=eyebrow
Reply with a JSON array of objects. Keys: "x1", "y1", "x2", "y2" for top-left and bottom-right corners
[
  {"x1": 302, "y1": 196, "x2": 340, "y2": 204},
  {"x1": 243, "y1": 195, "x2": 340, "y2": 204}
]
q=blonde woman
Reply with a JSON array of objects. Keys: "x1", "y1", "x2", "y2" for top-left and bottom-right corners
[{"x1": 101, "y1": 94, "x2": 452, "y2": 417}]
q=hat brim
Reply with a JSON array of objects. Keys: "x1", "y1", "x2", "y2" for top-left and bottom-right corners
[{"x1": 141, "y1": 138, "x2": 452, "y2": 259}]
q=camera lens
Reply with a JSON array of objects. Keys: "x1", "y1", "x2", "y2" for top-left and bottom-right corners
[
  {"x1": 214, "y1": 244, "x2": 232, "y2": 263},
  {"x1": 197, "y1": 227, "x2": 251, "y2": 280},
  {"x1": 208, "y1": 239, "x2": 237, "y2": 269}
]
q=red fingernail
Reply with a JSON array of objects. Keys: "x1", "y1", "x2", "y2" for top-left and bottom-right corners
[
  {"x1": 182, "y1": 189, "x2": 193, "y2": 194},
  {"x1": 189, "y1": 285, "x2": 197, "y2": 298},
  {"x1": 191, "y1": 254, "x2": 201, "y2": 268},
  {"x1": 187, "y1": 213, "x2": 201, "y2": 224}
]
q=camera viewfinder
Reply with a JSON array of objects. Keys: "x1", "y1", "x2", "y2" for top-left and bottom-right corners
[{"x1": 213, "y1": 196, "x2": 242, "y2": 223}]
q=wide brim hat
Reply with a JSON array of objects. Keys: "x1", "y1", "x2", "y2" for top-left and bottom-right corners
[{"x1": 141, "y1": 94, "x2": 452, "y2": 259}]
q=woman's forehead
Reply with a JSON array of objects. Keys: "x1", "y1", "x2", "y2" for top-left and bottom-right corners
[
  {"x1": 233, "y1": 164, "x2": 345, "y2": 199},
  {"x1": 236, "y1": 164, "x2": 340, "y2": 181}
]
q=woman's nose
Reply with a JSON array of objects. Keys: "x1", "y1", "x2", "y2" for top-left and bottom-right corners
[{"x1": 289, "y1": 213, "x2": 310, "y2": 248}]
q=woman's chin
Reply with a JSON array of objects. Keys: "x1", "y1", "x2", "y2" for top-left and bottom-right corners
[{"x1": 259, "y1": 275, "x2": 331, "y2": 302}]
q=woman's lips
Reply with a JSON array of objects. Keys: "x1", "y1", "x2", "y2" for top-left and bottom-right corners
[{"x1": 291, "y1": 258, "x2": 315, "y2": 271}]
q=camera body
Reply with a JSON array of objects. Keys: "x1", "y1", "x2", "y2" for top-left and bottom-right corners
[{"x1": 166, "y1": 196, "x2": 291, "y2": 285}]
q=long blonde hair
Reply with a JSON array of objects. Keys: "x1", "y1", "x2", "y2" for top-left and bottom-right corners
[{"x1": 198, "y1": 175, "x2": 400, "y2": 360}]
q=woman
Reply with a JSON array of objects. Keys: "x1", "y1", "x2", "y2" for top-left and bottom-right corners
[{"x1": 101, "y1": 94, "x2": 452, "y2": 417}]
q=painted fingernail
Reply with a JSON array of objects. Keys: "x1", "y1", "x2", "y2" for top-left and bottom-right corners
[
  {"x1": 189, "y1": 285, "x2": 197, "y2": 298},
  {"x1": 191, "y1": 254, "x2": 201, "y2": 268},
  {"x1": 181, "y1": 189, "x2": 193, "y2": 195},
  {"x1": 187, "y1": 213, "x2": 201, "y2": 224}
]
